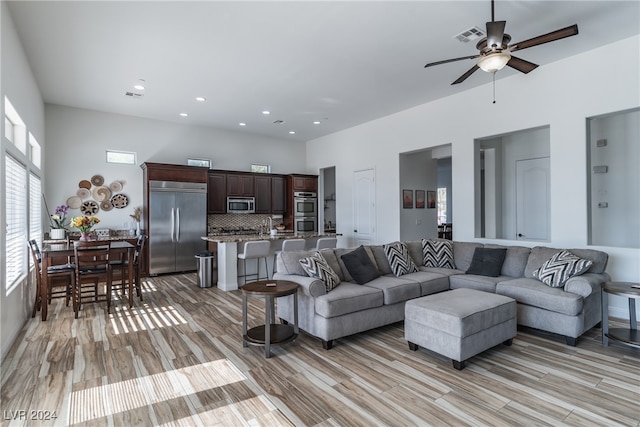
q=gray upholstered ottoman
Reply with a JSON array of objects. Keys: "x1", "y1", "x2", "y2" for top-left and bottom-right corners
[{"x1": 405, "y1": 288, "x2": 517, "y2": 370}]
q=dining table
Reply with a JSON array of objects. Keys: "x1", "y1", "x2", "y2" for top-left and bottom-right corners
[{"x1": 40, "y1": 240, "x2": 135, "y2": 321}]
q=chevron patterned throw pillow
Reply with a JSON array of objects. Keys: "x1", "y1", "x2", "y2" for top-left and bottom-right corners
[
  {"x1": 299, "y1": 252, "x2": 341, "y2": 291},
  {"x1": 421, "y1": 239, "x2": 455, "y2": 269},
  {"x1": 533, "y1": 250, "x2": 593, "y2": 288},
  {"x1": 383, "y1": 242, "x2": 418, "y2": 277}
]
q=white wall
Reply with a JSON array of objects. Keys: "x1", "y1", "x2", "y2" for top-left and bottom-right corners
[
  {"x1": 306, "y1": 36, "x2": 640, "y2": 320},
  {"x1": 45, "y1": 105, "x2": 307, "y2": 231},
  {"x1": 1, "y1": 2, "x2": 45, "y2": 361}
]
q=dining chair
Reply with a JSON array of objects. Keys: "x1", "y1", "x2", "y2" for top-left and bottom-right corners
[
  {"x1": 272, "y1": 238, "x2": 306, "y2": 276},
  {"x1": 237, "y1": 240, "x2": 271, "y2": 284},
  {"x1": 111, "y1": 234, "x2": 147, "y2": 302},
  {"x1": 73, "y1": 240, "x2": 112, "y2": 318},
  {"x1": 28, "y1": 239, "x2": 75, "y2": 318}
]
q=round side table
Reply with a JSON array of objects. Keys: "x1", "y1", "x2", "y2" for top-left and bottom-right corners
[
  {"x1": 601, "y1": 281, "x2": 640, "y2": 349},
  {"x1": 241, "y1": 280, "x2": 299, "y2": 358}
]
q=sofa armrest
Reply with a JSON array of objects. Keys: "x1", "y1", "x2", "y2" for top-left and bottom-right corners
[
  {"x1": 564, "y1": 273, "x2": 611, "y2": 298},
  {"x1": 272, "y1": 273, "x2": 327, "y2": 298}
]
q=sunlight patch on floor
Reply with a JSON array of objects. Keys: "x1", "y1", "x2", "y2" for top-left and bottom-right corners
[{"x1": 68, "y1": 359, "x2": 247, "y2": 424}]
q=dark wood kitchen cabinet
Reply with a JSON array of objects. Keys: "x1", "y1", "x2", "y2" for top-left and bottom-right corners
[
  {"x1": 207, "y1": 172, "x2": 227, "y2": 213},
  {"x1": 271, "y1": 176, "x2": 286, "y2": 214},
  {"x1": 226, "y1": 173, "x2": 254, "y2": 197},
  {"x1": 291, "y1": 175, "x2": 318, "y2": 193},
  {"x1": 254, "y1": 175, "x2": 271, "y2": 213}
]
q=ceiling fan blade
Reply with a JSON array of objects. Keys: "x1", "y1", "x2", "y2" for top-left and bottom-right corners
[
  {"x1": 425, "y1": 54, "x2": 479, "y2": 68},
  {"x1": 486, "y1": 21, "x2": 506, "y2": 50},
  {"x1": 452, "y1": 65, "x2": 479, "y2": 85},
  {"x1": 510, "y1": 24, "x2": 579, "y2": 52},
  {"x1": 506, "y1": 56, "x2": 539, "y2": 74}
]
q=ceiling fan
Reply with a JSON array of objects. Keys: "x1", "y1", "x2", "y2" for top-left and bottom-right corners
[{"x1": 424, "y1": 0, "x2": 579, "y2": 85}]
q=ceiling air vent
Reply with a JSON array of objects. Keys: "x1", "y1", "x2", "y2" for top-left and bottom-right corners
[
  {"x1": 124, "y1": 91, "x2": 144, "y2": 99},
  {"x1": 272, "y1": 120, "x2": 284, "y2": 124},
  {"x1": 454, "y1": 26, "x2": 485, "y2": 43}
]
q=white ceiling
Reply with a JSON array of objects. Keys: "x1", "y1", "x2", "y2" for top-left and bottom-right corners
[{"x1": 6, "y1": 1, "x2": 640, "y2": 142}]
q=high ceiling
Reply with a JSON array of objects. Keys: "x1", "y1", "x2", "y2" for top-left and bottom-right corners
[{"x1": 6, "y1": 1, "x2": 640, "y2": 142}]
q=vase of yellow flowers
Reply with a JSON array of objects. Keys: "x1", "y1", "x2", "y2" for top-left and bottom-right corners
[{"x1": 70, "y1": 215, "x2": 101, "y2": 241}]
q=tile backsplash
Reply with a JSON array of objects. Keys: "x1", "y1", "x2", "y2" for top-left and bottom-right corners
[{"x1": 208, "y1": 214, "x2": 285, "y2": 231}]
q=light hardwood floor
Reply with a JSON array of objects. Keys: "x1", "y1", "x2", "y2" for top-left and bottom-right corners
[{"x1": 1, "y1": 273, "x2": 639, "y2": 426}]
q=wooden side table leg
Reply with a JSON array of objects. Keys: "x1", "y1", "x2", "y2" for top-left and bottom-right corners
[
  {"x1": 265, "y1": 296, "x2": 272, "y2": 358},
  {"x1": 629, "y1": 297, "x2": 637, "y2": 330},
  {"x1": 242, "y1": 294, "x2": 248, "y2": 348},
  {"x1": 602, "y1": 290, "x2": 609, "y2": 346},
  {"x1": 293, "y1": 292, "x2": 299, "y2": 336}
]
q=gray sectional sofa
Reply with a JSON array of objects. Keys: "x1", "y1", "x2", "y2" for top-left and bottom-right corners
[{"x1": 272, "y1": 240, "x2": 610, "y2": 349}]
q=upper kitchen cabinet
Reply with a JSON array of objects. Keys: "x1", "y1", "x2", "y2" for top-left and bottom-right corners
[
  {"x1": 227, "y1": 173, "x2": 255, "y2": 197},
  {"x1": 207, "y1": 172, "x2": 226, "y2": 214},
  {"x1": 291, "y1": 175, "x2": 318, "y2": 193},
  {"x1": 254, "y1": 175, "x2": 271, "y2": 213},
  {"x1": 271, "y1": 176, "x2": 286, "y2": 214},
  {"x1": 255, "y1": 175, "x2": 286, "y2": 214}
]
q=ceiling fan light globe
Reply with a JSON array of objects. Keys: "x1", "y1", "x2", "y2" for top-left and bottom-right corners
[{"x1": 478, "y1": 52, "x2": 511, "y2": 73}]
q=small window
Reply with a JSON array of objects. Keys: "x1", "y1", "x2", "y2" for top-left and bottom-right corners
[
  {"x1": 29, "y1": 132, "x2": 41, "y2": 169},
  {"x1": 4, "y1": 97, "x2": 26, "y2": 154},
  {"x1": 187, "y1": 158, "x2": 211, "y2": 168},
  {"x1": 106, "y1": 150, "x2": 136, "y2": 165},
  {"x1": 251, "y1": 164, "x2": 271, "y2": 173}
]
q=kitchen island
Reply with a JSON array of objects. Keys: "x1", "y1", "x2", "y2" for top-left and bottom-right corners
[{"x1": 202, "y1": 232, "x2": 340, "y2": 291}]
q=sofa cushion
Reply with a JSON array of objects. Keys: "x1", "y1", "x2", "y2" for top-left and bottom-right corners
[
  {"x1": 466, "y1": 247, "x2": 507, "y2": 277},
  {"x1": 533, "y1": 250, "x2": 593, "y2": 288},
  {"x1": 496, "y1": 278, "x2": 584, "y2": 316},
  {"x1": 383, "y1": 242, "x2": 418, "y2": 277},
  {"x1": 299, "y1": 252, "x2": 341, "y2": 292},
  {"x1": 369, "y1": 245, "x2": 392, "y2": 275},
  {"x1": 453, "y1": 241, "x2": 484, "y2": 272},
  {"x1": 318, "y1": 249, "x2": 345, "y2": 281},
  {"x1": 484, "y1": 244, "x2": 531, "y2": 278},
  {"x1": 405, "y1": 240, "x2": 424, "y2": 267},
  {"x1": 419, "y1": 266, "x2": 465, "y2": 277},
  {"x1": 524, "y1": 246, "x2": 607, "y2": 278},
  {"x1": 361, "y1": 275, "x2": 421, "y2": 305},
  {"x1": 398, "y1": 270, "x2": 451, "y2": 296},
  {"x1": 314, "y1": 282, "x2": 384, "y2": 318},
  {"x1": 449, "y1": 274, "x2": 504, "y2": 293},
  {"x1": 277, "y1": 250, "x2": 316, "y2": 276},
  {"x1": 340, "y1": 246, "x2": 381, "y2": 285},
  {"x1": 422, "y1": 239, "x2": 455, "y2": 269}
]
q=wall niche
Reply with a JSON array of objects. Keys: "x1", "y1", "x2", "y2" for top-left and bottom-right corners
[{"x1": 587, "y1": 108, "x2": 640, "y2": 248}]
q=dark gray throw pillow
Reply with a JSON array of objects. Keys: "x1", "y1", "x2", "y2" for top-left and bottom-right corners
[
  {"x1": 340, "y1": 246, "x2": 381, "y2": 284},
  {"x1": 466, "y1": 247, "x2": 507, "y2": 277}
]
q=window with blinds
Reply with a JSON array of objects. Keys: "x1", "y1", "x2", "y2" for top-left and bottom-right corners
[
  {"x1": 29, "y1": 173, "x2": 42, "y2": 250},
  {"x1": 5, "y1": 155, "x2": 28, "y2": 291}
]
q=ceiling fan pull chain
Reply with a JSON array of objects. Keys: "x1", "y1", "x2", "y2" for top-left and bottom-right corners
[{"x1": 492, "y1": 72, "x2": 497, "y2": 104}]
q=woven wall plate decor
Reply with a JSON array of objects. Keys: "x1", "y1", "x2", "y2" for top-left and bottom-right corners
[
  {"x1": 110, "y1": 193, "x2": 129, "y2": 209},
  {"x1": 91, "y1": 175, "x2": 104, "y2": 186},
  {"x1": 80, "y1": 200, "x2": 99, "y2": 215}
]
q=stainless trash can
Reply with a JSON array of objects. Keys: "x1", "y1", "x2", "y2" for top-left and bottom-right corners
[{"x1": 195, "y1": 251, "x2": 216, "y2": 288}]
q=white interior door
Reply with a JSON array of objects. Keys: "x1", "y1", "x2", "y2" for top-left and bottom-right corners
[
  {"x1": 353, "y1": 169, "x2": 376, "y2": 245},
  {"x1": 516, "y1": 157, "x2": 550, "y2": 241}
]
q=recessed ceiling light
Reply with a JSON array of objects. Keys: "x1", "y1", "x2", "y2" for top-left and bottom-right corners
[
  {"x1": 239, "y1": 122, "x2": 246, "y2": 126},
  {"x1": 313, "y1": 121, "x2": 321, "y2": 125},
  {"x1": 289, "y1": 131, "x2": 296, "y2": 135},
  {"x1": 179, "y1": 113, "x2": 188, "y2": 117},
  {"x1": 262, "y1": 110, "x2": 270, "y2": 115},
  {"x1": 133, "y1": 84, "x2": 145, "y2": 91},
  {"x1": 195, "y1": 97, "x2": 206, "y2": 102}
]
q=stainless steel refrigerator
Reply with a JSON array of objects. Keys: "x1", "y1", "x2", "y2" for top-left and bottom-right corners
[{"x1": 148, "y1": 180, "x2": 207, "y2": 275}]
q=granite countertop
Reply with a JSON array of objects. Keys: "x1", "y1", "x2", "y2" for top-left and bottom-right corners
[{"x1": 202, "y1": 232, "x2": 340, "y2": 243}]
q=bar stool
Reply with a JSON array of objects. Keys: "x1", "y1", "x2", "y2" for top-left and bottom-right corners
[
  {"x1": 237, "y1": 240, "x2": 271, "y2": 284},
  {"x1": 272, "y1": 239, "x2": 306, "y2": 276},
  {"x1": 315, "y1": 237, "x2": 337, "y2": 250}
]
